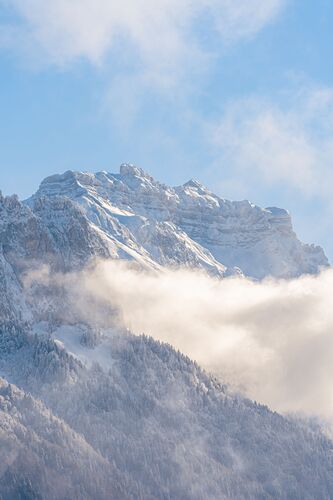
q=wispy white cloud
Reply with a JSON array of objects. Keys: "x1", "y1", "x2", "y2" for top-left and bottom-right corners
[
  {"x1": 1, "y1": 0, "x2": 285, "y2": 87},
  {"x1": 210, "y1": 85, "x2": 333, "y2": 198},
  {"x1": 212, "y1": 0, "x2": 285, "y2": 43}
]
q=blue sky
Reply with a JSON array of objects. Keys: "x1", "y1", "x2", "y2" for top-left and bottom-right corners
[{"x1": 0, "y1": 0, "x2": 333, "y2": 260}]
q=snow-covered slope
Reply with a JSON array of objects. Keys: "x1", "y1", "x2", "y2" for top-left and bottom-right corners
[{"x1": 29, "y1": 164, "x2": 328, "y2": 278}]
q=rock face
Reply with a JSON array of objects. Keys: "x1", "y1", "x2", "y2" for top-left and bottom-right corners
[{"x1": 29, "y1": 164, "x2": 328, "y2": 279}]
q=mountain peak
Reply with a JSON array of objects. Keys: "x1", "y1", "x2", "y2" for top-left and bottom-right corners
[
  {"x1": 183, "y1": 179, "x2": 206, "y2": 190},
  {"x1": 42, "y1": 170, "x2": 77, "y2": 184},
  {"x1": 119, "y1": 163, "x2": 148, "y2": 178},
  {"x1": 265, "y1": 206, "x2": 290, "y2": 217}
]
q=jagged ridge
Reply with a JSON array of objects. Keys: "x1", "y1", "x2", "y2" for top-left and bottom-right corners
[{"x1": 28, "y1": 164, "x2": 328, "y2": 279}]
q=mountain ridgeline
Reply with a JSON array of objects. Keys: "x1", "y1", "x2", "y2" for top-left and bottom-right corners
[
  {"x1": 0, "y1": 165, "x2": 331, "y2": 499},
  {"x1": 27, "y1": 164, "x2": 328, "y2": 279}
]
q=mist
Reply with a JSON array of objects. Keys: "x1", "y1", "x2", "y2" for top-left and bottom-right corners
[{"x1": 27, "y1": 260, "x2": 333, "y2": 420}]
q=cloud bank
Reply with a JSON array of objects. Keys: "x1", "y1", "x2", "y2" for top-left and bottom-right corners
[{"x1": 27, "y1": 259, "x2": 333, "y2": 422}]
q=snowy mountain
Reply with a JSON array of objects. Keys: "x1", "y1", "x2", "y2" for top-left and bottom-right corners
[
  {"x1": 27, "y1": 164, "x2": 329, "y2": 278},
  {"x1": 0, "y1": 165, "x2": 332, "y2": 499},
  {"x1": 1, "y1": 164, "x2": 328, "y2": 327}
]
